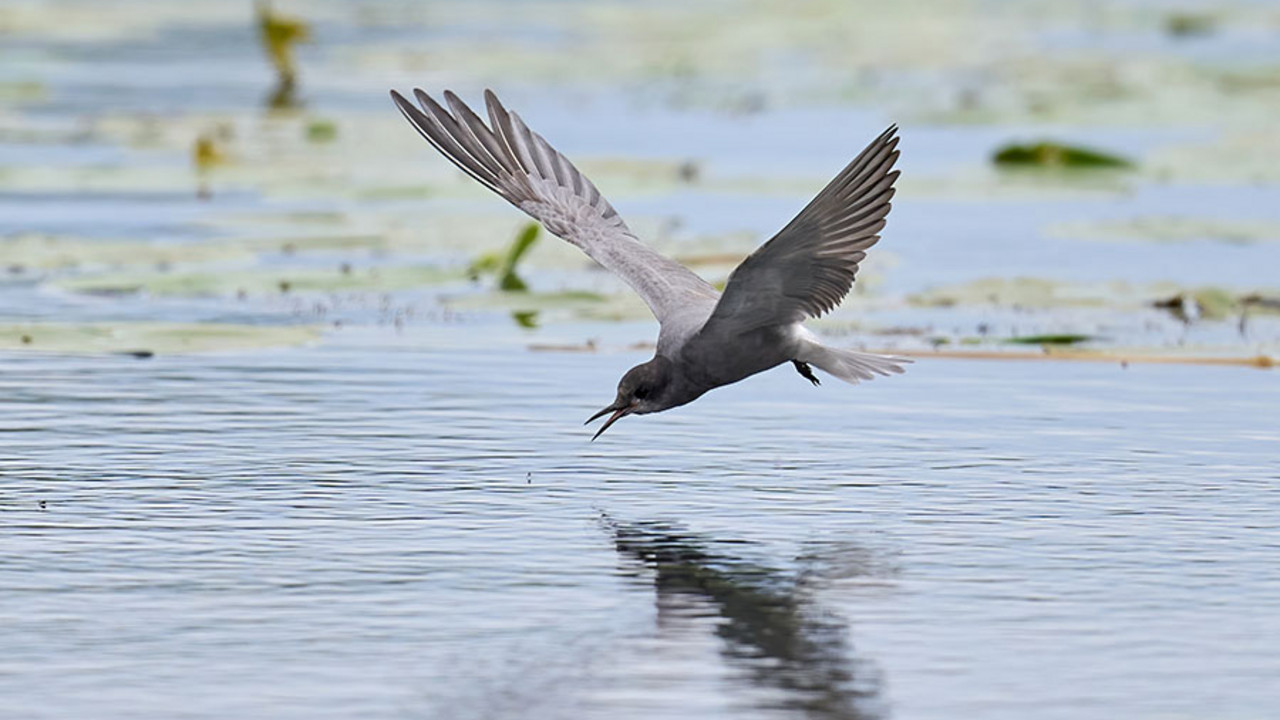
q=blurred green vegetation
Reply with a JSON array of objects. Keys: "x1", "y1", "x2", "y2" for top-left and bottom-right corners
[
  {"x1": 468, "y1": 222, "x2": 541, "y2": 292},
  {"x1": 256, "y1": 1, "x2": 309, "y2": 109},
  {"x1": 993, "y1": 142, "x2": 1133, "y2": 170},
  {"x1": 0, "y1": 322, "x2": 318, "y2": 354},
  {"x1": 1006, "y1": 334, "x2": 1094, "y2": 346}
]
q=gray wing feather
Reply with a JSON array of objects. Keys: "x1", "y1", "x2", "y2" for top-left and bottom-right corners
[
  {"x1": 702, "y1": 125, "x2": 901, "y2": 331},
  {"x1": 391, "y1": 88, "x2": 717, "y2": 323}
]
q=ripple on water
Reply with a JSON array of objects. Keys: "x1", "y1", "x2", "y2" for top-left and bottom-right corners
[{"x1": 1, "y1": 342, "x2": 1278, "y2": 719}]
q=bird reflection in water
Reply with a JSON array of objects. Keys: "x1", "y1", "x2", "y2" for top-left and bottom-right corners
[{"x1": 604, "y1": 516, "x2": 888, "y2": 720}]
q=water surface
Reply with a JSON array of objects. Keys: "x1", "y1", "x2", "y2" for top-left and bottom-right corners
[{"x1": 2, "y1": 336, "x2": 1277, "y2": 719}]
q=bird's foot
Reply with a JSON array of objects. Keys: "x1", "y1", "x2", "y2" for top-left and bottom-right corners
[{"x1": 792, "y1": 360, "x2": 820, "y2": 386}]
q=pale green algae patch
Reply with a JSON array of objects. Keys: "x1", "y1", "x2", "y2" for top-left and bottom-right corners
[
  {"x1": 0, "y1": 322, "x2": 320, "y2": 354},
  {"x1": 1, "y1": 234, "x2": 251, "y2": 272},
  {"x1": 908, "y1": 277, "x2": 1126, "y2": 309},
  {"x1": 56, "y1": 265, "x2": 461, "y2": 298},
  {"x1": 908, "y1": 277, "x2": 1277, "y2": 312}
]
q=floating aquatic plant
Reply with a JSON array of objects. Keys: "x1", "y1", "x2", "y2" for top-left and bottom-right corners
[
  {"x1": 468, "y1": 222, "x2": 540, "y2": 291},
  {"x1": 0, "y1": 81, "x2": 46, "y2": 104},
  {"x1": 993, "y1": 142, "x2": 1134, "y2": 170},
  {"x1": 57, "y1": 265, "x2": 459, "y2": 298},
  {"x1": 1006, "y1": 334, "x2": 1094, "y2": 346},
  {"x1": 1, "y1": 235, "x2": 249, "y2": 272},
  {"x1": 0, "y1": 322, "x2": 319, "y2": 354},
  {"x1": 1242, "y1": 294, "x2": 1280, "y2": 313},
  {"x1": 1151, "y1": 288, "x2": 1237, "y2": 322},
  {"x1": 511, "y1": 310, "x2": 539, "y2": 329},
  {"x1": 193, "y1": 133, "x2": 228, "y2": 171},
  {"x1": 256, "y1": 1, "x2": 310, "y2": 109},
  {"x1": 305, "y1": 119, "x2": 337, "y2": 143},
  {"x1": 908, "y1": 277, "x2": 1132, "y2": 309},
  {"x1": 1165, "y1": 13, "x2": 1215, "y2": 38}
]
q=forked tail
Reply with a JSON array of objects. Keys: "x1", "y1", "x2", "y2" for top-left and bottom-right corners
[{"x1": 797, "y1": 342, "x2": 910, "y2": 385}]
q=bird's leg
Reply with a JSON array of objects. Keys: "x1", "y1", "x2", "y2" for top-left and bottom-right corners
[{"x1": 792, "y1": 360, "x2": 820, "y2": 386}]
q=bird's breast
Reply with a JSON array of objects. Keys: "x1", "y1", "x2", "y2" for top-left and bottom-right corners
[{"x1": 677, "y1": 324, "x2": 797, "y2": 390}]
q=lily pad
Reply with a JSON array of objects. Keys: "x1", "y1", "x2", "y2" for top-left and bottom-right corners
[
  {"x1": 1151, "y1": 288, "x2": 1238, "y2": 321},
  {"x1": 1006, "y1": 334, "x2": 1094, "y2": 346},
  {"x1": 305, "y1": 119, "x2": 337, "y2": 143},
  {"x1": 0, "y1": 81, "x2": 46, "y2": 103},
  {"x1": 993, "y1": 142, "x2": 1134, "y2": 170},
  {"x1": 909, "y1": 278, "x2": 1118, "y2": 309},
  {"x1": 450, "y1": 287, "x2": 652, "y2": 323},
  {"x1": 1, "y1": 235, "x2": 251, "y2": 273},
  {"x1": 57, "y1": 264, "x2": 461, "y2": 297},
  {"x1": 0, "y1": 322, "x2": 319, "y2": 354},
  {"x1": 456, "y1": 289, "x2": 610, "y2": 309},
  {"x1": 1165, "y1": 13, "x2": 1215, "y2": 38}
]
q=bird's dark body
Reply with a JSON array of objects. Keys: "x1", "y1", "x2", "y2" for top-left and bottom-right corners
[
  {"x1": 675, "y1": 325, "x2": 797, "y2": 398},
  {"x1": 625, "y1": 324, "x2": 802, "y2": 414}
]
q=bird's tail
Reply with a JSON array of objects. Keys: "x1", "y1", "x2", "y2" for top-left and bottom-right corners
[{"x1": 797, "y1": 341, "x2": 910, "y2": 385}]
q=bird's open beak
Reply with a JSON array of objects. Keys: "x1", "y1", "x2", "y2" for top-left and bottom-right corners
[{"x1": 585, "y1": 400, "x2": 633, "y2": 441}]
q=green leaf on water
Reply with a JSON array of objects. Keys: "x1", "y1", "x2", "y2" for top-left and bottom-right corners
[
  {"x1": 305, "y1": 119, "x2": 337, "y2": 143},
  {"x1": 1165, "y1": 13, "x2": 1215, "y2": 38},
  {"x1": 993, "y1": 142, "x2": 1134, "y2": 170},
  {"x1": 1, "y1": 235, "x2": 250, "y2": 271},
  {"x1": 57, "y1": 265, "x2": 461, "y2": 297},
  {"x1": 0, "y1": 322, "x2": 319, "y2": 354},
  {"x1": 511, "y1": 310, "x2": 540, "y2": 328},
  {"x1": 1006, "y1": 334, "x2": 1094, "y2": 345}
]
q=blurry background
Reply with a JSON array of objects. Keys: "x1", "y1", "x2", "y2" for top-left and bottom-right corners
[
  {"x1": 2, "y1": 2, "x2": 1278, "y2": 719},
  {"x1": 2, "y1": 0, "x2": 1277, "y2": 355}
]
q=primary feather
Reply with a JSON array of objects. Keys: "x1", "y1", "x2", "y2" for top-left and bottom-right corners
[
  {"x1": 390, "y1": 89, "x2": 718, "y2": 326},
  {"x1": 701, "y1": 125, "x2": 900, "y2": 332}
]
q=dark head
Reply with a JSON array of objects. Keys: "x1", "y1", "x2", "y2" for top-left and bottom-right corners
[{"x1": 585, "y1": 356, "x2": 675, "y2": 440}]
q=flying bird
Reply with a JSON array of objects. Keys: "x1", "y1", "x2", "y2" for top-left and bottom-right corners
[{"x1": 391, "y1": 88, "x2": 907, "y2": 439}]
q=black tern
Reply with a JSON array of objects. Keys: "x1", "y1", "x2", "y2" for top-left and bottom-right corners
[{"x1": 391, "y1": 89, "x2": 907, "y2": 439}]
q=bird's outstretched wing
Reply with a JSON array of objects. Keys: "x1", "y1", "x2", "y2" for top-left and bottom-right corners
[
  {"x1": 699, "y1": 126, "x2": 900, "y2": 332},
  {"x1": 391, "y1": 88, "x2": 718, "y2": 323}
]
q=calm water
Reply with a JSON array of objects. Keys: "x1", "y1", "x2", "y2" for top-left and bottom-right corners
[{"x1": 2, "y1": 333, "x2": 1277, "y2": 719}]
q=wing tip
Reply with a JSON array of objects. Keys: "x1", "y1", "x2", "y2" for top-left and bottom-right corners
[
  {"x1": 877, "y1": 123, "x2": 901, "y2": 154},
  {"x1": 389, "y1": 88, "x2": 413, "y2": 110},
  {"x1": 483, "y1": 88, "x2": 504, "y2": 115}
]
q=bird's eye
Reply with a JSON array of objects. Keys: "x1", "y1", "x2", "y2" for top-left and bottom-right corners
[{"x1": 634, "y1": 387, "x2": 649, "y2": 400}]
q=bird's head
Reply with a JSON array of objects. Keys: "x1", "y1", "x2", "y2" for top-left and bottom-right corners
[{"x1": 585, "y1": 356, "x2": 674, "y2": 440}]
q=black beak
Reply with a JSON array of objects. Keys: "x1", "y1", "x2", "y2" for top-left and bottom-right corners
[{"x1": 585, "y1": 400, "x2": 633, "y2": 441}]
